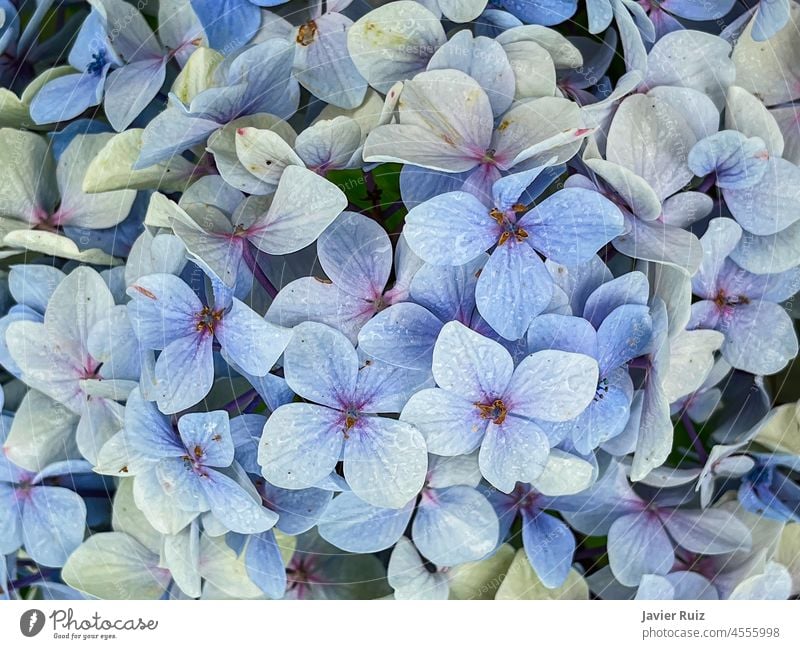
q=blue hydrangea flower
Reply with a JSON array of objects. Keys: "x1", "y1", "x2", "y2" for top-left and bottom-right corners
[
  {"x1": 0, "y1": 427, "x2": 90, "y2": 567},
  {"x1": 738, "y1": 454, "x2": 800, "y2": 522},
  {"x1": 358, "y1": 255, "x2": 493, "y2": 372},
  {"x1": 403, "y1": 167, "x2": 624, "y2": 339},
  {"x1": 401, "y1": 321, "x2": 599, "y2": 492},
  {"x1": 162, "y1": 166, "x2": 346, "y2": 288},
  {"x1": 4, "y1": 267, "x2": 137, "y2": 463},
  {"x1": 561, "y1": 461, "x2": 753, "y2": 587},
  {"x1": 527, "y1": 271, "x2": 653, "y2": 453},
  {"x1": 127, "y1": 270, "x2": 292, "y2": 413},
  {"x1": 319, "y1": 453, "x2": 499, "y2": 567},
  {"x1": 364, "y1": 69, "x2": 591, "y2": 203},
  {"x1": 97, "y1": 389, "x2": 278, "y2": 535},
  {"x1": 135, "y1": 38, "x2": 299, "y2": 168},
  {"x1": 268, "y1": 211, "x2": 419, "y2": 342},
  {"x1": 30, "y1": 0, "x2": 203, "y2": 131},
  {"x1": 28, "y1": 10, "x2": 120, "y2": 126},
  {"x1": 689, "y1": 218, "x2": 800, "y2": 375},
  {"x1": 259, "y1": 321, "x2": 429, "y2": 508}
]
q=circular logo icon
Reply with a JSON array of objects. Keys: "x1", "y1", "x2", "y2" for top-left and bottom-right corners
[{"x1": 20, "y1": 609, "x2": 45, "y2": 637}]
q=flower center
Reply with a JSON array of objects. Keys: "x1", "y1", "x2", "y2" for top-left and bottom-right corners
[
  {"x1": 296, "y1": 21, "x2": 318, "y2": 46},
  {"x1": 195, "y1": 306, "x2": 224, "y2": 334},
  {"x1": 86, "y1": 50, "x2": 108, "y2": 76},
  {"x1": 343, "y1": 407, "x2": 360, "y2": 438},
  {"x1": 182, "y1": 446, "x2": 207, "y2": 475},
  {"x1": 490, "y1": 205, "x2": 528, "y2": 246},
  {"x1": 713, "y1": 289, "x2": 749, "y2": 309},
  {"x1": 476, "y1": 399, "x2": 508, "y2": 425},
  {"x1": 594, "y1": 377, "x2": 609, "y2": 402}
]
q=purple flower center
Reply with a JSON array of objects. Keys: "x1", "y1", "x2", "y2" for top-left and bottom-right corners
[{"x1": 86, "y1": 50, "x2": 108, "y2": 76}]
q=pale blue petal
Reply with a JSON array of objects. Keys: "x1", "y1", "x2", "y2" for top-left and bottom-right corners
[
  {"x1": 661, "y1": 0, "x2": 735, "y2": 20},
  {"x1": 155, "y1": 458, "x2": 209, "y2": 513},
  {"x1": 723, "y1": 157, "x2": 800, "y2": 236},
  {"x1": 357, "y1": 303, "x2": 443, "y2": 372},
  {"x1": 343, "y1": 417, "x2": 427, "y2": 509},
  {"x1": 355, "y1": 359, "x2": 431, "y2": 413},
  {"x1": 104, "y1": 58, "x2": 167, "y2": 132},
  {"x1": 661, "y1": 508, "x2": 752, "y2": 555},
  {"x1": 177, "y1": 411, "x2": 233, "y2": 468},
  {"x1": 491, "y1": 166, "x2": 550, "y2": 212},
  {"x1": 751, "y1": 0, "x2": 792, "y2": 41},
  {"x1": 596, "y1": 304, "x2": 652, "y2": 374},
  {"x1": 569, "y1": 368, "x2": 634, "y2": 454},
  {"x1": 688, "y1": 131, "x2": 768, "y2": 189},
  {"x1": 520, "y1": 188, "x2": 624, "y2": 266},
  {"x1": 413, "y1": 485, "x2": 499, "y2": 566},
  {"x1": 30, "y1": 72, "x2": 106, "y2": 125},
  {"x1": 318, "y1": 211, "x2": 392, "y2": 302},
  {"x1": 722, "y1": 302, "x2": 797, "y2": 375},
  {"x1": 404, "y1": 192, "x2": 498, "y2": 265},
  {"x1": 318, "y1": 492, "x2": 413, "y2": 552},
  {"x1": 505, "y1": 350, "x2": 599, "y2": 422},
  {"x1": 124, "y1": 388, "x2": 184, "y2": 460},
  {"x1": 259, "y1": 403, "x2": 344, "y2": 490},
  {"x1": 153, "y1": 334, "x2": 214, "y2": 414},
  {"x1": 294, "y1": 13, "x2": 367, "y2": 109},
  {"x1": 475, "y1": 239, "x2": 553, "y2": 340},
  {"x1": 521, "y1": 510, "x2": 575, "y2": 588},
  {"x1": 432, "y1": 321, "x2": 514, "y2": 401},
  {"x1": 283, "y1": 321, "x2": 358, "y2": 408},
  {"x1": 23, "y1": 486, "x2": 86, "y2": 567},
  {"x1": 135, "y1": 110, "x2": 220, "y2": 168},
  {"x1": 427, "y1": 30, "x2": 515, "y2": 116},
  {"x1": 126, "y1": 273, "x2": 202, "y2": 350},
  {"x1": 607, "y1": 512, "x2": 674, "y2": 587},
  {"x1": 527, "y1": 314, "x2": 598, "y2": 358},
  {"x1": 479, "y1": 416, "x2": 549, "y2": 493},
  {"x1": 216, "y1": 299, "x2": 291, "y2": 377},
  {"x1": 409, "y1": 256, "x2": 484, "y2": 324},
  {"x1": 583, "y1": 271, "x2": 650, "y2": 327},
  {"x1": 245, "y1": 530, "x2": 286, "y2": 599},
  {"x1": 494, "y1": 0, "x2": 578, "y2": 25},
  {"x1": 203, "y1": 469, "x2": 278, "y2": 534},
  {"x1": 261, "y1": 484, "x2": 333, "y2": 535},
  {"x1": 191, "y1": 0, "x2": 260, "y2": 50},
  {"x1": 399, "y1": 165, "x2": 472, "y2": 208},
  {"x1": 400, "y1": 388, "x2": 489, "y2": 456},
  {"x1": 266, "y1": 277, "x2": 375, "y2": 345}
]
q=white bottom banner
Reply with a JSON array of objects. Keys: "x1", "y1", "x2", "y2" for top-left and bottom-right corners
[{"x1": 0, "y1": 601, "x2": 798, "y2": 648}]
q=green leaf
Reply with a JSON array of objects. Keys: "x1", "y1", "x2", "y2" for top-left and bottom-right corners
[
  {"x1": 82, "y1": 129, "x2": 198, "y2": 193},
  {"x1": 495, "y1": 548, "x2": 589, "y2": 600}
]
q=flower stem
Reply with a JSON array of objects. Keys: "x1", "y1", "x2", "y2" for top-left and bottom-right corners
[
  {"x1": 682, "y1": 414, "x2": 708, "y2": 464},
  {"x1": 242, "y1": 242, "x2": 278, "y2": 299},
  {"x1": 223, "y1": 388, "x2": 259, "y2": 415},
  {"x1": 9, "y1": 568, "x2": 59, "y2": 593}
]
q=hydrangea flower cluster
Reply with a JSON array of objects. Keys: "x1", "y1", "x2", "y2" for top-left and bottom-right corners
[{"x1": 1, "y1": 0, "x2": 799, "y2": 601}]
